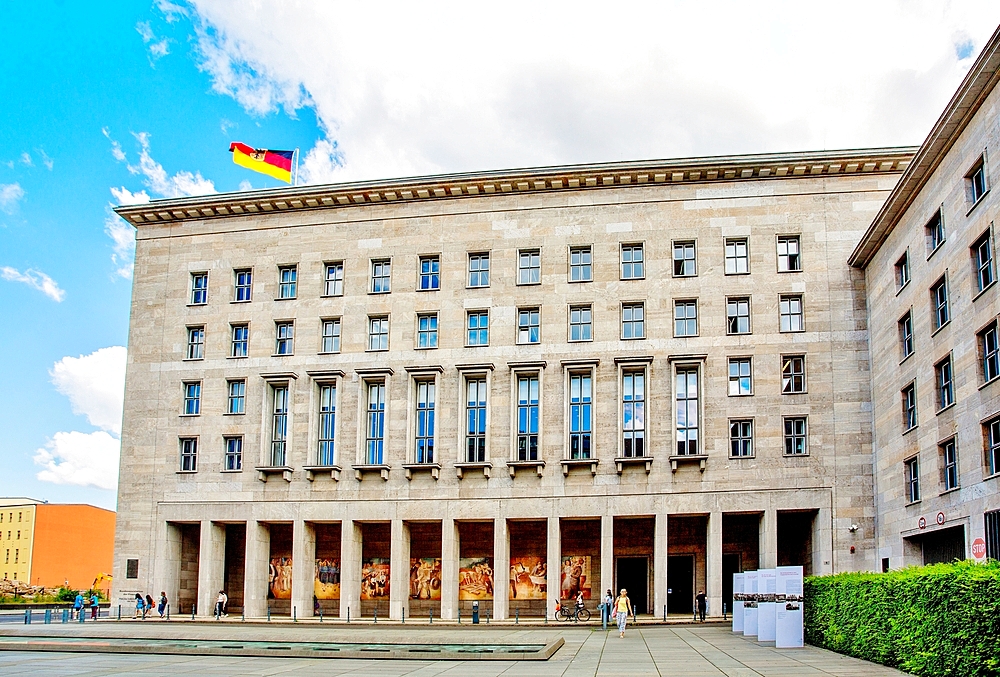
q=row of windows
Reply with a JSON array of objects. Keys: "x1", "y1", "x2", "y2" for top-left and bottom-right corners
[
  {"x1": 903, "y1": 413, "x2": 1000, "y2": 504},
  {"x1": 185, "y1": 236, "x2": 805, "y2": 305},
  {"x1": 184, "y1": 295, "x2": 807, "y2": 359},
  {"x1": 0, "y1": 512, "x2": 24, "y2": 523},
  {"x1": 177, "y1": 366, "x2": 813, "y2": 474},
  {"x1": 1, "y1": 531, "x2": 22, "y2": 540},
  {"x1": 3, "y1": 549, "x2": 20, "y2": 565}
]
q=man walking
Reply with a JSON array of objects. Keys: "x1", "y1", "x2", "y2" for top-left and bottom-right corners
[
  {"x1": 696, "y1": 590, "x2": 707, "y2": 622},
  {"x1": 73, "y1": 592, "x2": 84, "y2": 620},
  {"x1": 215, "y1": 590, "x2": 228, "y2": 619},
  {"x1": 90, "y1": 592, "x2": 100, "y2": 620}
]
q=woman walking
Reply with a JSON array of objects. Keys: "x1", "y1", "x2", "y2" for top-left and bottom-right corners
[{"x1": 614, "y1": 588, "x2": 633, "y2": 638}]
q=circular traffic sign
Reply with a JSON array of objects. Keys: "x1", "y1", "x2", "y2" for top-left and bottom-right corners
[
  {"x1": 918, "y1": 517, "x2": 926, "y2": 529},
  {"x1": 936, "y1": 512, "x2": 945, "y2": 525}
]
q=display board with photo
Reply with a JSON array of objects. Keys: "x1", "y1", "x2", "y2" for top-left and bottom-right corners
[
  {"x1": 314, "y1": 558, "x2": 341, "y2": 600},
  {"x1": 268, "y1": 556, "x2": 292, "y2": 599},
  {"x1": 409, "y1": 557, "x2": 442, "y2": 600},
  {"x1": 459, "y1": 557, "x2": 494, "y2": 600},
  {"x1": 509, "y1": 555, "x2": 547, "y2": 599},
  {"x1": 560, "y1": 555, "x2": 592, "y2": 599},
  {"x1": 361, "y1": 558, "x2": 390, "y2": 599}
]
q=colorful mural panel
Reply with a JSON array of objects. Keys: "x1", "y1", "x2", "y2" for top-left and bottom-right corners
[
  {"x1": 560, "y1": 555, "x2": 592, "y2": 599},
  {"x1": 314, "y1": 557, "x2": 341, "y2": 600},
  {"x1": 459, "y1": 557, "x2": 494, "y2": 600},
  {"x1": 268, "y1": 556, "x2": 292, "y2": 599},
  {"x1": 360, "y1": 558, "x2": 390, "y2": 600},
  {"x1": 409, "y1": 557, "x2": 442, "y2": 600},
  {"x1": 509, "y1": 555, "x2": 546, "y2": 599}
]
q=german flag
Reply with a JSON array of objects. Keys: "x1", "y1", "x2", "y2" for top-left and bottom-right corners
[{"x1": 229, "y1": 142, "x2": 294, "y2": 183}]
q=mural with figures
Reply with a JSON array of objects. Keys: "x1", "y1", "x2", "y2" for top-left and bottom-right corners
[
  {"x1": 409, "y1": 558, "x2": 442, "y2": 600},
  {"x1": 361, "y1": 558, "x2": 390, "y2": 599},
  {"x1": 268, "y1": 556, "x2": 292, "y2": 599},
  {"x1": 509, "y1": 556, "x2": 547, "y2": 600},
  {"x1": 560, "y1": 555, "x2": 592, "y2": 599},
  {"x1": 459, "y1": 557, "x2": 494, "y2": 600},
  {"x1": 314, "y1": 558, "x2": 341, "y2": 600}
]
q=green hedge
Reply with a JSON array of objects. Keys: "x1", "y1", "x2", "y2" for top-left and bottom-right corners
[{"x1": 804, "y1": 560, "x2": 1000, "y2": 676}]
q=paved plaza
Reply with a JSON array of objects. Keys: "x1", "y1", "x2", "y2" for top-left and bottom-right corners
[{"x1": 0, "y1": 622, "x2": 906, "y2": 676}]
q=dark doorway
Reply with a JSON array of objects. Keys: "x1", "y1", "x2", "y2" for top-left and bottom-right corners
[
  {"x1": 722, "y1": 553, "x2": 741, "y2": 615},
  {"x1": 922, "y1": 526, "x2": 966, "y2": 564},
  {"x1": 616, "y1": 557, "x2": 648, "y2": 614},
  {"x1": 667, "y1": 555, "x2": 693, "y2": 614}
]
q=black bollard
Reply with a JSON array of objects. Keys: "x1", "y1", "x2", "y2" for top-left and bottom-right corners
[
  {"x1": 429, "y1": 609, "x2": 432, "y2": 624},
  {"x1": 457, "y1": 607, "x2": 461, "y2": 624},
  {"x1": 267, "y1": 606, "x2": 271, "y2": 622},
  {"x1": 347, "y1": 607, "x2": 350, "y2": 623},
  {"x1": 44, "y1": 609, "x2": 51, "y2": 624},
  {"x1": 402, "y1": 607, "x2": 405, "y2": 624},
  {"x1": 319, "y1": 609, "x2": 323, "y2": 623},
  {"x1": 192, "y1": 604, "x2": 196, "y2": 621},
  {"x1": 515, "y1": 608, "x2": 519, "y2": 625},
  {"x1": 293, "y1": 606, "x2": 297, "y2": 623},
  {"x1": 167, "y1": 604, "x2": 171, "y2": 621},
  {"x1": 664, "y1": 604, "x2": 667, "y2": 622}
]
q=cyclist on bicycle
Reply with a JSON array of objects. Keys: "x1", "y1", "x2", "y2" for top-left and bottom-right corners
[{"x1": 575, "y1": 590, "x2": 585, "y2": 613}]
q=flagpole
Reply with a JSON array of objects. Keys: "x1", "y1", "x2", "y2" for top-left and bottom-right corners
[{"x1": 293, "y1": 148, "x2": 300, "y2": 186}]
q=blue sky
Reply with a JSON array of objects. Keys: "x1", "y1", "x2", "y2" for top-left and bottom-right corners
[{"x1": 2, "y1": 1, "x2": 1000, "y2": 511}]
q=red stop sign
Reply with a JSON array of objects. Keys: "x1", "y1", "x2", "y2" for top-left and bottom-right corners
[{"x1": 972, "y1": 538, "x2": 987, "y2": 560}]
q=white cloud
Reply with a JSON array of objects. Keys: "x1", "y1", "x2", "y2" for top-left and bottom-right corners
[
  {"x1": 37, "y1": 148, "x2": 53, "y2": 170},
  {"x1": 103, "y1": 127, "x2": 127, "y2": 161},
  {"x1": 34, "y1": 431, "x2": 120, "y2": 491},
  {"x1": 129, "y1": 131, "x2": 217, "y2": 197},
  {"x1": 185, "y1": 0, "x2": 1000, "y2": 182},
  {"x1": 0, "y1": 182, "x2": 24, "y2": 213},
  {"x1": 156, "y1": 0, "x2": 189, "y2": 23},
  {"x1": 136, "y1": 20, "x2": 170, "y2": 62},
  {"x1": 238, "y1": 179, "x2": 253, "y2": 191},
  {"x1": 1, "y1": 266, "x2": 65, "y2": 302},
  {"x1": 104, "y1": 209, "x2": 136, "y2": 278},
  {"x1": 110, "y1": 186, "x2": 150, "y2": 206},
  {"x1": 19, "y1": 152, "x2": 32, "y2": 167},
  {"x1": 299, "y1": 138, "x2": 342, "y2": 185},
  {"x1": 49, "y1": 346, "x2": 127, "y2": 435}
]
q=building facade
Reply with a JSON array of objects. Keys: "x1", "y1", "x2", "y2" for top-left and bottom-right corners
[
  {"x1": 0, "y1": 498, "x2": 115, "y2": 590},
  {"x1": 851, "y1": 28, "x2": 1000, "y2": 568},
  {"x1": 112, "y1": 148, "x2": 912, "y2": 619}
]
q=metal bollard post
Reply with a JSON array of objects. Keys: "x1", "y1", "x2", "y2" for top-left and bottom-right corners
[
  {"x1": 241, "y1": 608, "x2": 244, "y2": 622},
  {"x1": 401, "y1": 607, "x2": 405, "y2": 624},
  {"x1": 374, "y1": 607, "x2": 378, "y2": 624},
  {"x1": 664, "y1": 604, "x2": 667, "y2": 623},
  {"x1": 167, "y1": 604, "x2": 171, "y2": 621},
  {"x1": 24, "y1": 609, "x2": 30, "y2": 624},
  {"x1": 319, "y1": 609, "x2": 323, "y2": 623},
  {"x1": 429, "y1": 609, "x2": 432, "y2": 624},
  {"x1": 457, "y1": 608, "x2": 461, "y2": 624},
  {"x1": 723, "y1": 603, "x2": 727, "y2": 621},
  {"x1": 44, "y1": 609, "x2": 51, "y2": 624},
  {"x1": 515, "y1": 608, "x2": 519, "y2": 625},
  {"x1": 602, "y1": 605, "x2": 607, "y2": 631},
  {"x1": 293, "y1": 606, "x2": 297, "y2": 623},
  {"x1": 486, "y1": 610, "x2": 490, "y2": 625},
  {"x1": 267, "y1": 607, "x2": 271, "y2": 622},
  {"x1": 192, "y1": 604, "x2": 196, "y2": 621},
  {"x1": 347, "y1": 607, "x2": 350, "y2": 623}
]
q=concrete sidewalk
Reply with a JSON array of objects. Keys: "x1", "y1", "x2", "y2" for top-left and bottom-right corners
[{"x1": 0, "y1": 623, "x2": 907, "y2": 676}]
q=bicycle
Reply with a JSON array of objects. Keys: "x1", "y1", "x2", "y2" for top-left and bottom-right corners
[{"x1": 555, "y1": 600, "x2": 591, "y2": 622}]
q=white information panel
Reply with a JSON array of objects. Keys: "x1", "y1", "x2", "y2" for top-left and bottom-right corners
[
  {"x1": 743, "y1": 570, "x2": 759, "y2": 636},
  {"x1": 732, "y1": 572, "x2": 745, "y2": 633},
  {"x1": 758, "y1": 569, "x2": 777, "y2": 642},
  {"x1": 775, "y1": 565, "x2": 804, "y2": 648}
]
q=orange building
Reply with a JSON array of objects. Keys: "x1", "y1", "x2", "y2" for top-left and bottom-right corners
[{"x1": 0, "y1": 499, "x2": 115, "y2": 593}]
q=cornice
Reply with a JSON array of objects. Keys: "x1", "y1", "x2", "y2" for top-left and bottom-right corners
[
  {"x1": 849, "y1": 24, "x2": 1000, "y2": 268},
  {"x1": 114, "y1": 147, "x2": 914, "y2": 227}
]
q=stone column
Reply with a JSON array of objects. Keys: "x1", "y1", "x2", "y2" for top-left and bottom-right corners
[
  {"x1": 600, "y1": 514, "x2": 614, "y2": 603},
  {"x1": 389, "y1": 519, "x2": 409, "y2": 620},
  {"x1": 706, "y1": 511, "x2": 723, "y2": 618},
  {"x1": 653, "y1": 514, "x2": 668, "y2": 617},
  {"x1": 440, "y1": 518, "x2": 459, "y2": 620},
  {"x1": 492, "y1": 518, "x2": 509, "y2": 620},
  {"x1": 760, "y1": 508, "x2": 778, "y2": 569},
  {"x1": 155, "y1": 522, "x2": 183, "y2": 616},
  {"x1": 291, "y1": 520, "x2": 316, "y2": 618},
  {"x1": 197, "y1": 521, "x2": 226, "y2": 617},
  {"x1": 339, "y1": 520, "x2": 361, "y2": 619},
  {"x1": 243, "y1": 521, "x2": 270, "y2": 619},
  {"x1": 546, "y1": 517, "x2": 560, "y2": 619}
]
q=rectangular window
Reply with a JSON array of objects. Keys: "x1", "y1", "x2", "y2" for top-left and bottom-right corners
[
  {"x1": 126, "y1": 559, "x2": 139, "y2": 579},
  {"x1": 987, "y1": 510, "x2": 1000, "y2": 560},
  {"x1": 905, "y1": 456, "x2": 920, "y2": 503},
  {"x1": 271, "y1": 386, "x2": 289, "y2": 466},
  {"x1": 725, "y1": 238, "x2": 749, "y2": 275},
  {"x1": 231, "y1": 324, "x2": 249, "y2": 358},
  {"x1": 895, "y1": 252, "x2": 910, "y2": 290},
  {"x1": 969, "y1": 158, "x2": 987, "y2": 204},
  {"x1": 936, "y1": 355, "x2": 954, "y2": 410},
  {"x1": 673, "y1": 241, "x2": 696, "y2": 276},
  {"x1": 621, "y1": 303, "x2": 645, "y2": 339},
  {"x1": 730, "y1": 419, "x2": 753, "y2": 458},
  {"x1": 365, "y1": 381, "x2": 386, "y2": 465},
  {"x1": 465, "y1": 377, "x2": 487, "y2": 462},
  {"x1": 973, "y1": 231, "x2": 995, "y2": 293},
  {"x1": 190, "y1": 273, "x2": 208, "y2": 305},
  {"x1": 275, "y1": 321, "x2": 294, "y2": 355},
  {"x1": 417, "y1": 314, "x2": 438, "y2": 349},
  {"x1": 675, "y1": 368, "x2": 699, "y2": 455},
  {"x1": 227, "y1": 379, "x2": 245, "y2": 415},
  {"x1": 324, "y1": 262, "x2": 344, "y2": 296},
  {"x1": 187, "y1": 326, "x2": 205, "y2": 360},
  {"x1": 278, "y1": 265, "x2": 297, "y2": 299},
  {"x1": 926, "y1": 211, "x2": 945, "y2": 253},
  {"x1": 321, "y1": 319, "x2": 341, "y2": 353},
  {"x1": 467, "y1": 311, "x2": 489, "y2": 346},
  {"x1": 777, "y1": 236, "x2": 801, "y2": 272},
  {"x1": 783, "y1": 416, "x2": 807, "y2": 455},
  {"x1": 900, "y1": 312, "x2": 914, "y2": 359},
  {"x1": 419, "y1": 256, "x2": 440, "y2": 291},
  {"x1": 942, "y1": 438, "x2": 958, "y2": 491},
  {"x1": 728, "y1": 357, "x2": 752, "y2": 396},
  {"x1": 371, "y1": 259, "x2": 391, "y2": 293},
  {"x1": 570, "y1": 247, "x2": 592, "y2": 282},
  {"x1": 180, "y1": 438, "x2": 198, "y2": 472},
  {"x1": 781, "y1": 355, "x2": 806, "y2": 394},
  {"x1": 779, "y1": 295, "x2": 804, "y2": 332},
  {"x1": 234, "y1": 269, "x2": 252, "y2": 302},
  {"x1": 987, "y1": 417, "x2": 1000, "y2": 477},
  {"x1": 622, "y1": 370, "x2": 645, "y2": 458},
  {"x1": 674, "y1": 300, "x2": 698, "y2": 337},
  {"x1": 727, "y1": 297, "x2": 751, "y2": 334},
  {"x1": 368, "y1": 316, "x2": 389, "y2": 351},
  {"x1": 516, "y1": 374, "x2": 540, "y2": 461},
  {"x1": 183, "y1": 382, "x2": 201, "y2": 415},
  {"x1": 224, "y1": 437, "x2": 243, "y2": 472},
  {"x1": 318, "y1": 384, "x2": 336, "y2": 466},
  {"x1": 468, "y1": 253, "x2": 490, "y2": 288},
  {"x1": 518, "y1": 249, "x2": 541, "y2": 285},
  {"x1": 982, "y1": 322, "x2": 1000, "y2": 382},
  {"x1": 414, "y1": 380, "x2": 435, "y2": 463},
  {"x1": 569, "y1": 373, "x2": 592, "y2": 459},
  {"x1": 569, "y1": 305, "x2": 592, "y2": 341},
  {"x1": 517, "y1": 308, "x2": 541, "y2": 344},
  {"x1": 621, "y1": 244, "x2": 644, "y2": 279},
  {"x1": 902, "y1": 383, "x2": 917, "y2": 431},
  {"x1": 931, "y1": 277, "x2": 949, "y2": 330}
]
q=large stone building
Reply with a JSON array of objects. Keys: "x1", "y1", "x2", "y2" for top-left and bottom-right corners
[
  {"x1": 112, "y1": 145, "x2": 913, "y2": 620},
  {"x1": 851, "y1": 27, "x2": 1000, "y2": 568}
]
